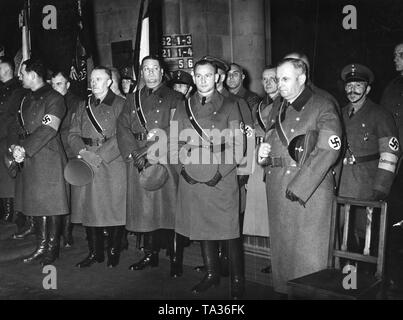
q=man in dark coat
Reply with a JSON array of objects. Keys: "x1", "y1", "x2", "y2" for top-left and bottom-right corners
[
  {"x1": 226, "y1": 62, "x2": 261, "y2": 111},
  {"x1": 172, "y1": 59, "x2": 245, "y2": 298},
  {"x1": 379, "y1": 43, "x2": 403, "y2": 290},
  {"x1": 8, "y1": 58, "x2": 69, "y2": 265},
  {"x1": 0, "y1": 56, "x2": 24, "y2": 225},
  {"x1": 258, "y1": 58, "x2": 342, "y2": 294},
  {"x1": 117, "y1": 55, "x2": 184, "y2": 277},
  {"x1": 338, "y1": 63, "x2": 399, "y2": 261},
  {"x1": 68, "y1": 66, "x2": 127, "y2": 268},
  {"x1": 51, "y1": 70, "x2": 84, "y2": 247}
]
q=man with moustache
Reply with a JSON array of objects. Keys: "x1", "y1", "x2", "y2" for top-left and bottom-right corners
[
  {"x1": 172, "y1": 58, "x2": 245, "y2": 298},
  {"x1": 68, "y1": 66, "x2": 126, "y2": 268},
  {"x1": 339, "y1": 64, "x2": 400, "y2": 277},
  {"x1": 257, "y1": 58, "x2": 342, "y2": 294},
  {"x1": 117, "y1": 55, "x2": 184, "y2": 277},
  {"x1": 243, "y1": 65, "x2": 279, "y2": 273}
]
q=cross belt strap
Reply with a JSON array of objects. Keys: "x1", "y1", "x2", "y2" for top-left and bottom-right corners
[
  {"x1": 256, "y1": 101, "x2": 267, "y2": 132},
  {"x1": 185, "y1": 98, "x2": 211, "y2": 143},
  {"x1": 134, "y1": 88, "x2": 148, "y2": 134},
  {"x1": 86, "y1": 96, "x2": 105, "y2": 139},
  {"x1": 275, "y1": 100, "x2": 289, "y2": 147},
  {"x1": 17, "y1": 96, "x2": 29, "y2": 136}
]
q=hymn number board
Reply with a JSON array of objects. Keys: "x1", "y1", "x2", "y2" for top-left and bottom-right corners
[{"x1": 162, "y1": 34, "x2": 194, "y2": 72}]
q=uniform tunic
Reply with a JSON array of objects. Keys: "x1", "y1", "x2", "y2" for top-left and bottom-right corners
[
  {"x1": 220, "y1": 87, "x2": 253, "y2": 214},
  {"x1": 243, "y1": 94, "x2": 276, "y2": 237},
  {"x1": 264, "y1": 87, "x2": 342, "y2": 293},
  {"x1": 172, "y1": 91, "x2": 243, "y2": 240},
  {"x1": 339, "y1": 99, "x2": 399, "y2": 236},
  {"x1": 0, "y1": 78, "x2": 24, "y2": 198},
  {"x1": 68, "y1": 90, "x2": 126, "y2": 227},
  {"x1": 8, "y1": 84, "x2": 69, "y2": 216},
  {"x1": 381, "y1": 76, "x2": 403, "y2": 144},
  {"x1": 117, "y1": 84, "x2": 182, "y2": 232}
]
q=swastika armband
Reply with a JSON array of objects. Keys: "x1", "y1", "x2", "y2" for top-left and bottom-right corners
[
  {"x1": 239, "y1": 122, "x2": 254, "y2": 138},
  {"x1": 41, "y1": 114, "x2": 61, "y2": 131},
  {"x1": 378, "y1": 152, "x2": 398, "y2": 173},
  {"x1": 317, "y1": 130, "x2": 341, "y2": 151},
  {"x1": 379, "y1": 136, "x2": 400, "y2": 154}
]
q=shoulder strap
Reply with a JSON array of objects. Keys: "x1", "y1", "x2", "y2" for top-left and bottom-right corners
[
  {"x1": 85, "y1": 96, "x2": 105, "y2": 137},
  {"x1": 133, "y1": 88, "x2": 148, "y2": 133},
  {"x1": 256, "y1": 101, "x2": 267, "y2": 132},
  {"x1": 185, "y1": 98, "x2": 212, "y2": 144},
  {"x1": 17, "y1": 96, "x2": 29, "y2": 135}
]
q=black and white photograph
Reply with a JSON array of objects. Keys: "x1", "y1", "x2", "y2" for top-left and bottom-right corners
[{"x1": 1, "y1": 0, "x2": 403, "y2": 308}]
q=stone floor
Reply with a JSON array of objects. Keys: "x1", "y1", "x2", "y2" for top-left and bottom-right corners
[{"x1": 1, "y1": 222, "x2": 402, "y2": 301}]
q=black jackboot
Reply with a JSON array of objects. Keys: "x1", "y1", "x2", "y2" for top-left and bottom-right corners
[
  {"x1": 23, "y1": 216, "x2": 47, "y2": 263},
  {"x1": 0, "y1": 198, "x2": 14, "y2": 224},
  {"x1": 106, "y1": 226, "x2": 124, "y2": 268},
  {"x1": 129, "y1": 231, "x2": 159, "y2": 270},
  {"x1": 219, "y1": 241, "x2": 230, "y2": 277},
  {"x1": 41, "y1": 215, "x2": 62, "y2": 265},
  {"x1": 170, "y1": 232, "x2": 185, "y2": 278},
  {"x1": 61, "y1": 214, "x2": 74, "y2": 247},
  {"x1": 192, "y1": 240, "x2": 220, "y2": 294},
  {"x1": 228, "y1": 238, "x2": 245, "y2": 299},
  {"x1": 75, "y1": 227, "x2": 105, "y2": 268},
  {"x1": 12, "y1": 215, "x2": 35, "y2": 239}
]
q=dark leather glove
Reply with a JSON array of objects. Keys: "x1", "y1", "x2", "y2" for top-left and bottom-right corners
[
  {"x1": 205, "y1": 171, "x2": 223, "y2": 187},
  {"x1": 285, "y1": 189, "x2": 305, "y2": 207},
  {"x1": 132, "y1": 146, "x2": 149, "y2": 169},
  {"x1": 238, "y1": 175, "x2": 249, "y2": 187},
  {"x1": 371, "y1": 190, "x2": 387, "y2": 201},
  {"x1": 180, "y1": 167, "x2": 198, "y2": 185},
  {"x1": 79, "y1": 150, "x2": 102, "y2": 168}
]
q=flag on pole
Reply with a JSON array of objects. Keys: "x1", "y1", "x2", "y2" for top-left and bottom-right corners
[{"x1": 133, "y1": 0, "x2": 150, "y2": 82}]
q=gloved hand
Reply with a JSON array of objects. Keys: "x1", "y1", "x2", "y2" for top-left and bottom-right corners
[
  {"x1": 371, "y1": 190, "x2": 387, "y2": 201},
  {"x1": 79, "y1": 150, "x2": 102, "y2": 168},
  {"x1": 285, "y1": 189, "x2": 305, "y2": 207},
  {"x1": 132, "y1": 146, "x2": 149, "y2": 169},
  {"x1": 180, "y1": 167, "x2": 198, "y2": 185},
  {"x1": 205, "y1": 171, "x2": 222, "y2": 187},
  {"x1": 12, "y1": 145, "x2": 25, "y2": 163}
]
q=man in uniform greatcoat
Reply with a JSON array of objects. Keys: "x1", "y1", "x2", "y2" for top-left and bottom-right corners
[
  {"x1": 172, "y1": 58, "x2": 245, "y2": 299},
  {"x1": 258, "y1": 58, "x2": 342, "y2": 294},
  {"x1": 244, "y1": 65, "x2": 279, "y2": 274},
  {"x1": 8, "y1": 58, "x2": 69, "y2": 265},
  {"x1": 0, "y1": 56, "x2": 25, "y2": 225},
  {"x1": 117, "y1": 55, "x2": 184, "y2": 277},
  {"x1": 50, "y1": 70, "x2": 84, "y2": 247},
  {"x1": 68, "y1": 66, "x2": 127, "y2": 268}
]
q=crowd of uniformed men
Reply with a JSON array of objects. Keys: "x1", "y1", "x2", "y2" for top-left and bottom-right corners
[{"x1": 1, "y1": 42, "x2": 403, "y2": 298}]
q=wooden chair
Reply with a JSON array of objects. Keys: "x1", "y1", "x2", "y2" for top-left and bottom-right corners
[{"x1": 287, "y1": 196, "x2": 387, "y2": 300}]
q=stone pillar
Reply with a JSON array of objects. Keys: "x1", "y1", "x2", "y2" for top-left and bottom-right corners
[
  {"x1": 162, "y1": 0, "x2": 181, "y2": 35},
  {"x1": 230, "y1": 0, "x2": 266, "y2": 95}
]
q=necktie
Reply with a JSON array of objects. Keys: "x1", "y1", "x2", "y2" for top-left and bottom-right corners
[
  {"x1": 280, "y1": 100, "x2": 289, "y2": 122},
  {"x1": 95, "y1": 99, "x2": 101, "y2": 106},
  {"x1": 147, "y1": 88, "x2": 153, "y2": 96},
  {"x1": 348, "y1": 107, "x2": 355, "y2": 118},
  {"x1": 201, "y1": 97, "x2": 206, "y2": 105}
]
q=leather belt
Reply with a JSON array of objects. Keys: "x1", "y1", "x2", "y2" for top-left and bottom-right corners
[
  {"x1": 134, "y1": 132, "x2": 148, "y2": 141},
  {"x1": 262, "y1": 156, "x2": 297, "y2": 168},
  {"x1": 81, "y1": 137, "x2": 107, "y2": 146},
  {"x1": 343, "y1": 153, "x2": 379, "y2": 165}
]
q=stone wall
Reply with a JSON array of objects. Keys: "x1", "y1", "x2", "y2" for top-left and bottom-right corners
[{"x1": 94, "y1": 0, "x2": 270, "y2": 95}]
